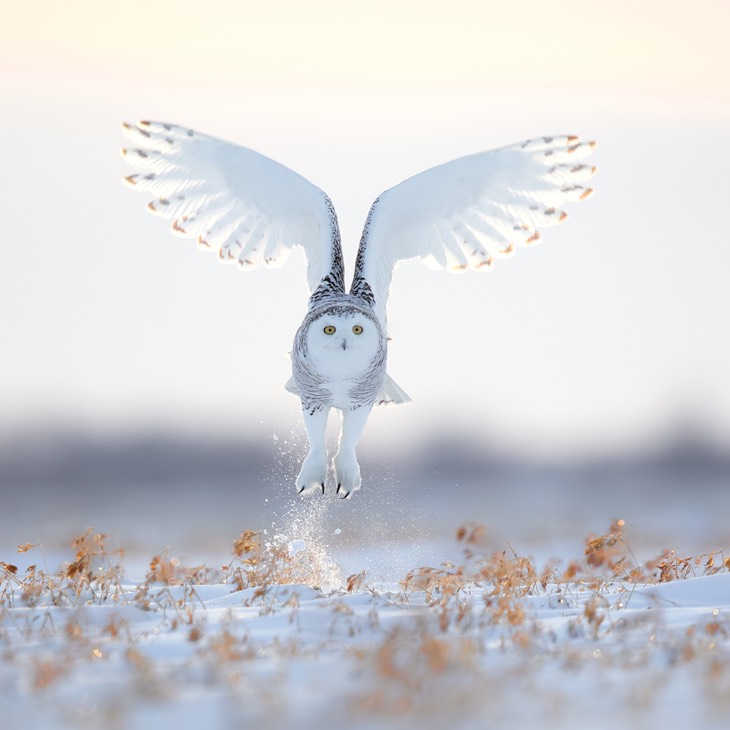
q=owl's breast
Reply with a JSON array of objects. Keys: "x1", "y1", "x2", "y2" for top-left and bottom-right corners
[
  {"x1": 306, "y1": 340, "x2": 385, "y2": 410},
  {"x1": 307, "y1": 339, "x2": 375, "y2": 378}
]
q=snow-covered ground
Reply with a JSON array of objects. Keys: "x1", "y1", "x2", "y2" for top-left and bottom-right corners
[{"x1": 2, "y1": 488, "x2": 729, "y2": 730}]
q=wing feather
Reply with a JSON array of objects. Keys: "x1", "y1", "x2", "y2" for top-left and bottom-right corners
[
  {"x1": 354, "y1": 135, "x2": 597, "y2": 329},
  {"x1": 121, "y1": 121, "x2": 339, "y2": 293}
]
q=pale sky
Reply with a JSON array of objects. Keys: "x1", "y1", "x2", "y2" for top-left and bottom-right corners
[{"x1": 2, "y1": 0, "x2": 729, "y2": 457}]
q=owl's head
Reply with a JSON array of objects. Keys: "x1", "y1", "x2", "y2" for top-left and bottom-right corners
[{"x1": 304, "y1": 303, "x2": 384, "y2": 362}]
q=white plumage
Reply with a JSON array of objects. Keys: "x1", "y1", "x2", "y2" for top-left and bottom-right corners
[{"x1": 122, "y1": 121, "x2": 596, "y2": 497}]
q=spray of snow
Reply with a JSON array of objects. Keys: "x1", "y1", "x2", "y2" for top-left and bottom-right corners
[
  {"x1": 270, "y1": 494, "x2": 343, "y2": 590},
  {"x1": 261, "y1": 417, "x2": 443, "y2": 591}
]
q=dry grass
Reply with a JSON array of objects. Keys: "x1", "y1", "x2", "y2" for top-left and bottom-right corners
[{"x1": 1, "y1": 519, "x2": 729, "y2": 728}]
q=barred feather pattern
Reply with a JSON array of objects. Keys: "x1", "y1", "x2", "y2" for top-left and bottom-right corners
[
  {"x1": 350, "y1": 197, "x2": 379, "y2": 309},
  {"x1": 291, "y1": 299, "x2": 386, "y2": 414},
  {"x1": 308, "y1": 196, "x2": 347, "y2": 308}
]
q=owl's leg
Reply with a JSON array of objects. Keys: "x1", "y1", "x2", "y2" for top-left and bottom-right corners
[
  {"x1": 296, "y1": 406, "x2": 330, "y2": 494},
  {"x1": 334, "y1": 406, "x2": 372, "y2": 498}
]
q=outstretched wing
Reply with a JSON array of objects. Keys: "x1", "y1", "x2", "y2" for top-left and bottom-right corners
[
  {"x1": 352, "y1": 135, "x2": 597, "y2": 329},
  {"x1": 121, "y1": 121, "x2": 343, "y2": 295}
]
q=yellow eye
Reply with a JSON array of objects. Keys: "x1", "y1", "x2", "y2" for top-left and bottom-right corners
[
  {"x1": 352, "y1": 325, "x2": 363, "y2": 335},
  {"x1": 323, "y1": 325, "x2": 336, "y2": 335}
]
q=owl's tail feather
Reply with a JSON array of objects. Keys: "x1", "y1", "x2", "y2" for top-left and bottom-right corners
[
  {"x1": 283, "y1": 374, "x2": 411, "y2": 406},
  {"x1": 284, "y1": 376, "x2": 300, "y2": 396},
  {"x1": 375, "y1": 374, "x2": 411, "y2": 407}
]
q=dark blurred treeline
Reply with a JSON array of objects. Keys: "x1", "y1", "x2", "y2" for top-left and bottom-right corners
[{"x1": 1, "y1": 426, "x2": 728, "y2": 489}]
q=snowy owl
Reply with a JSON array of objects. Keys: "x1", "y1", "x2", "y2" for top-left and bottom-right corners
[{"x1": 121, "y1": 122, "x2": 596, "y2": 497}]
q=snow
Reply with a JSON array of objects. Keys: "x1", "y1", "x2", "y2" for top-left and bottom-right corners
[
  {"x1": 1, "y1": 503, "x2": 729, "y2": 730},
  {"x1": 287, "y1": 539, "x2": 307, "y2": 556}
]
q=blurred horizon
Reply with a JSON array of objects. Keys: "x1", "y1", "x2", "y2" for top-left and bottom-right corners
[
  {"x1": 2, "y1": 415, "x2": 728, "y2": 564},
  {"x1": 3, "y1": 403, "x2": 729, "y2": 468}
]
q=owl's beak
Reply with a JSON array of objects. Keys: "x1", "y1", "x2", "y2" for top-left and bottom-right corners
[{"x1": 340, "y1": 338, "x2": 347, "y2": 351}]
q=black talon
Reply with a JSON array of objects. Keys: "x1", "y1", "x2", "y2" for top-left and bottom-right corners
[
  {"x1": 320, "y1": 482, "x2": 325, "y2": 495},
  {"x1": 297, "y1": 485, "x2": 305, "y2": 495},
  {"x1": 336, "y1": 484, "x2": 341, "y2": 494}
]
